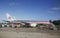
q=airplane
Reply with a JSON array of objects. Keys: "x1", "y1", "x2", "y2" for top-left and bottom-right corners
[
  {"x1": 4, "y1": 13, "x2": 51, "y2": 27},
  {"x1": 1, "y1": 13, "x2": 57, "y2": 30}
]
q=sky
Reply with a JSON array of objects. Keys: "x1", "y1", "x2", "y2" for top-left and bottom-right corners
[{"x1": 0, "y1": 0, "x2": 60, "y2": 21}]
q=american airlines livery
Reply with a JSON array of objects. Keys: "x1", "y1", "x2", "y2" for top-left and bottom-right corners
[{"x1": 1, "y1": 13, "x2": 57, "y2": 30}]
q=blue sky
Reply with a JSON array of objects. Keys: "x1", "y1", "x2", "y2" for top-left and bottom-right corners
[{"x1": 0, "y1": 0, "x2": 60, "y2": 21}]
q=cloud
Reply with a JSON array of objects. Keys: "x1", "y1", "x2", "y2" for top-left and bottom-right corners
[
  {"x1": 51, "y1": 7, "x2": 60, "y2": 11},
  {"x1": 48, "y1": 7, "x2": 60, "y2": 13},
  {"x1": 9, "y1": 2, "x2": 19, "y2": 6}
]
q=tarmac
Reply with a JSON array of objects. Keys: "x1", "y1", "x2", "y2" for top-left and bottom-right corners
[{"x1": 0, "y1": 28, "x2": 60, "y2": 38}]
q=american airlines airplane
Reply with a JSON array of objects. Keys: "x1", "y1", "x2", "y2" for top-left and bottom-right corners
[
  {"x1": 4, "y1": 13, "x2": 51, "y2": 27},
  {"x1": 1, "y1": 13, "x2": 57, "y2": 30}
]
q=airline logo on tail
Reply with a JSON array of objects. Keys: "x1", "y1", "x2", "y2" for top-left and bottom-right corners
[{"x1": 6, "y1": 13, "x2": 14, "y2": 21}]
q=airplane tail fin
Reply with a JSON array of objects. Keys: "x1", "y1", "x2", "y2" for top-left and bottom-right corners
[{"x1": 6, "y1": 13, "x2": 14, "y2": 21}]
